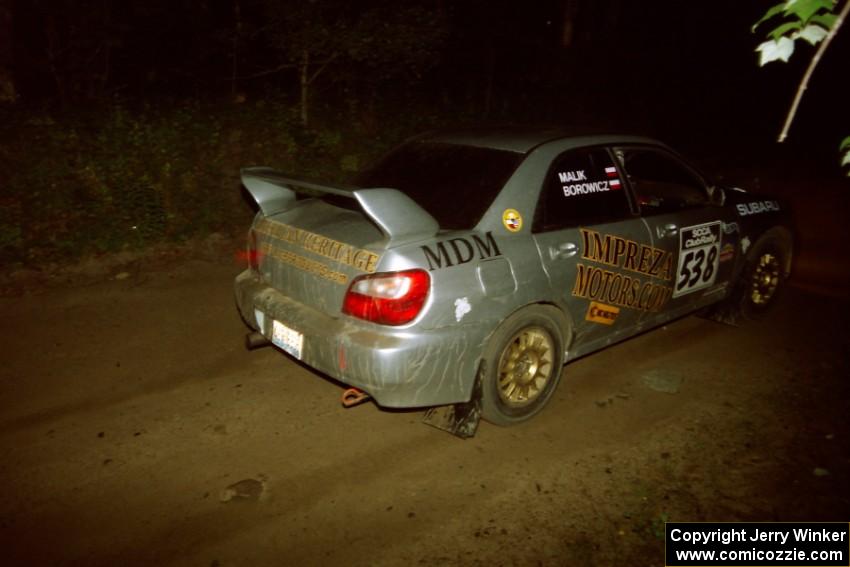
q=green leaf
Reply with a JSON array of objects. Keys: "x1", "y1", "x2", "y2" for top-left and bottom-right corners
[
  {"x1": 796, "y1": 23, "x2": 829, "y2": 44},
  {"x1": 753, "y1": 2, "x2": 787, "y2": 32},
  {"x1": 811, "y1": 13, "x2": 838, "y2": 28},
  {"x1": 756, "y1": 37, "x2": 796, "y2": 65},
  {"x1": 784, "y1": 0, "x2": 835, "y2": 24},
  {"x1": 769, "y1": 20, "x2": 803, "y2": 39},
  {"x1": 842, "y1": 139, "x2": 850, "y2": 170}
]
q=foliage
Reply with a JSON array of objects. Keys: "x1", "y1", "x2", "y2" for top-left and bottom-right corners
[
  {"x1": 0, "y1": 96, "x2": 462, "y2": 265},
  {"x1": 753, "y1": 0, "x2": 836, "y2": 65},
  {"x1": 257, "y1": 0, "x2": 447, "y2": 126},
  {"x1": 343, "y1": 4, "x2": 447, "y2": 84},
  {"x1": 753, "y1": 0, "x2": 849, "y2": 173},
  {"x1": 1, "y1": 101, "x2": 245, "y2": 261}
]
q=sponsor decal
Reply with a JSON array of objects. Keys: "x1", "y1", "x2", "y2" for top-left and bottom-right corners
[
  {"x1": 585, "y1": 301, "x2": 620, "y2": 325},
  {"x1": 421, "y1": 231, "x2": 502, "y2": 271},
  {"x1": 258, "y1": 242, "x2": 348, "y2": 285},
  {"x1": 673, "y1": 221, "x2": 721, "y2": 298},
  {"x1": 736, "y1": 200, "x2": 780, "y2": 216},
  {"x1": 572, "y1": 228, "x2": 674, "y2": 313},
  {"x1": 502, "y1": 209, "x2": 523, "y2": 232},
  {"x1": 579, "y1": 228, "x2": 674, "y2": 280},
  {"x1": 719, "y1": 242, "x2": 735, "y2": 263},
  {"x1": 722, "y1": 221, "x2": 739, "y2": 234},
  {"x1": 255, "y1": 218, "x2": 380, "y2": 273},
  {"x1": 572, "y1": 264, "x2": 672, "y2": 312},
  {"x1": 454, "y1": 297, "x2": 471, "y2": 322}
]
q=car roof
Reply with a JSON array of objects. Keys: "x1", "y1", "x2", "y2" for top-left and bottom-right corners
[{"x1": 418, "y1": 128, "x2": 665, "y2": 154}]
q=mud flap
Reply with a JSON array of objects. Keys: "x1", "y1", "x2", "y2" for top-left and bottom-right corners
[
  {"x1": 699, "y1": 301, "x2": 741, "y2": 326},
  {"x1": 421, "y1": 372, "x2": 482, "y2": 439},
  {"x1": 699, "y1": 280, "x2": 746, "y2": 326}
]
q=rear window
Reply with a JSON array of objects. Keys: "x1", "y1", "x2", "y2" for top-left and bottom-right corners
[{"x1": 355, "y1": 141, "x2": 523, "y2": 230}]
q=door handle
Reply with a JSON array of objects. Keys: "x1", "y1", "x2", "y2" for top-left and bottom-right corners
[
  {"x1": 548, "y1": 242, "x2": 577, "y2": 260},
  {"x1": 656, "y1": 223, "x2": 678, "y2": 238}
]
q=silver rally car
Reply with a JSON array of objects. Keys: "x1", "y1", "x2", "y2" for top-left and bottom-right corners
[{"x1": 234, "y1": 129, "x2": 792, "y2": 432}]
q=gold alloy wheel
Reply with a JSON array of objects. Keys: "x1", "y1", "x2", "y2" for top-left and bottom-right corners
[
  {"x1": 497, "y1": 326, "x2": 554, "y2": 407},
  {"x1": 750, "y1": 252, "x2": 781, "y2": 305}
]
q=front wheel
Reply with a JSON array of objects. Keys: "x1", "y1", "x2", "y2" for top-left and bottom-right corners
[
  {"x1": 739, "y1": 228, "x2": 792, "y2": 319},
  {"x1": 480, "y1": 305, "x2": 567, "y2": 426}
]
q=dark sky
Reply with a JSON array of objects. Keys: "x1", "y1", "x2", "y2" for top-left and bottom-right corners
[{"x1": 8, "y1": 0, "x2": 849, "y2": 162}]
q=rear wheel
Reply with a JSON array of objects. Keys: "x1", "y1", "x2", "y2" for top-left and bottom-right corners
[{"x1": 480, "y1": 306, "x2": 567, "y2": 426}]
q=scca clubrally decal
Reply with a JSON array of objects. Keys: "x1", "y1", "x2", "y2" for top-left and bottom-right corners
[{"x1": 673, "y1": 221, "x2": 721, "y2": 298}]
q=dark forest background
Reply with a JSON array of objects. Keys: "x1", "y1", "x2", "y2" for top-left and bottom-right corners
[{"x1": 0, "y1": 0, "x2": 847, "y2": 264}]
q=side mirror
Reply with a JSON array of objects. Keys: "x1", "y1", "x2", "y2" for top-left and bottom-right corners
[{"x1": 709, "y1": 186, "x2": 726, "y2": 207}]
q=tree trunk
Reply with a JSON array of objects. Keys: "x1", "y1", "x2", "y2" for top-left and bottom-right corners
[
  {"x1": 0, "y1": 0, "x2": 16, "y2": 102},
  {"x1": 561, "y1": 0, "x2": 581, "y2": 48},
  {"x1": 482, "y1": 41, "x2": 495, "y2": 118},
  {"x1": 299, "y1": 49, "x2": 309, "y2": 127},
  {"x1": 231, "y1": 0, "x2": 242, "y2": 97},
  {"x1": 43, "y1": 10, "x2": 67, "y2": 104}
]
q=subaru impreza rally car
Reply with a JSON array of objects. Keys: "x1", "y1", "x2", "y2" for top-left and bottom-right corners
[{"x1": 234, "y1": 129, "x2": 792, "y2": 435}]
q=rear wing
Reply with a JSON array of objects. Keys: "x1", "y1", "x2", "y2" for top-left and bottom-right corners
[{"x1": 241, "y1": 167, "x2": 439, "y2": 245}]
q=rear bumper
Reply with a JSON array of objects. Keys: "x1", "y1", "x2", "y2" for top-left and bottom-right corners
[{"x1": 234, "y1": 269, "x2": 488, "y2": 408}]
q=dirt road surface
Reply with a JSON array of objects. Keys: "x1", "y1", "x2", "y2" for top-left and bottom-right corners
[{"x1": 1, "y1": 252, "x2": 849, "y2": 566}]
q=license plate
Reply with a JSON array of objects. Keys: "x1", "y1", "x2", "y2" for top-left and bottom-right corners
[{"x1": 271, "y1": 319, "x2": 304, "y2": 360}]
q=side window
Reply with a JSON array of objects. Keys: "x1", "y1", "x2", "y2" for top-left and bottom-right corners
[
  {"x1": 617, "y1": 149, "x2": 709, "y2": 215},
  {"x1": 536, "y1": 148, "x2": 632, "y2": 232}
]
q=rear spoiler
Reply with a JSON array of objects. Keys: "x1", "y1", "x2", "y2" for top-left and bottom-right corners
[{"x1": 241, "y1": 167, "x2": 439, "y2": 245}]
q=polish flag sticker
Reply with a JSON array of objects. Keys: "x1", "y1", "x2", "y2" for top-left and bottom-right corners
[{"x1": 605, "y1": 166, "x2": 621, "y2": 189}]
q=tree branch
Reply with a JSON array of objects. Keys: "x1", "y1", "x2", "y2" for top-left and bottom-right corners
[
  {"x1": 231, "y1": 62, "x2": 296, "y2": 80},
  {"x1": 779, "y1": 0, "x2": 850, "y2": 142},
  {"x1": 229, "y1": 57, "x2": 337, "y2": 81},
  {"x1": 307, "y1": 53, "x2": 338, "y2": 85}
]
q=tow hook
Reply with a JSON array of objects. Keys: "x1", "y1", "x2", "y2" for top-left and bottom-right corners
[
  {"x1": 341, "y1": 388, "x2": 371, "y2": 408},
  {"x1": 245, "y1": 331, "x2": 271, "y2": 350}
]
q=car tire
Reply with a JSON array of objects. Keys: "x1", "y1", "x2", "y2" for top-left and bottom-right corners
[
  {"x1": 479, "y1": 305, "x2": 568, "y2": 426},
  {"x1": 738, "y1": 228, "x2": 792, "y2": 319}
]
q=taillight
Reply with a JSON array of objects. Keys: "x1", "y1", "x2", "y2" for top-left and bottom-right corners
[
  {"x1": 342, "y1": 269, "x2": 430, "y2": 326},
  {"x1": 243, "y1": 229, "x2": 262, "y2": 271}
]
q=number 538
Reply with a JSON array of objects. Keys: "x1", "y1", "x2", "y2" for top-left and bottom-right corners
[{"x1": 676, "y1": 245, "x2": 718, "y2": 291}]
